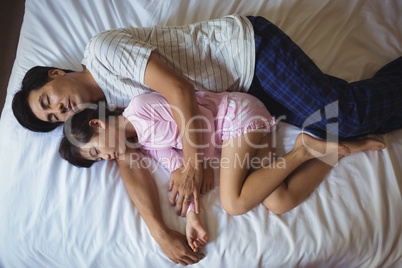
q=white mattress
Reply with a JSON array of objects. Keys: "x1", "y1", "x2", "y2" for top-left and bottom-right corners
[{"x1": 0, "y1": 0, "x2": 401, "y2": 267}]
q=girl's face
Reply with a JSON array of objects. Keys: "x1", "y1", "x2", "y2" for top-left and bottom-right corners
[{"x1": 81, "y1": 120, "x2": 127, "y2": 161}]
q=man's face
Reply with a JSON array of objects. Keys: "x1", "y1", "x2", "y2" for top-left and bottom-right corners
[{"x1": 28, "y1": 70, "x2": 87, "y2": 123}]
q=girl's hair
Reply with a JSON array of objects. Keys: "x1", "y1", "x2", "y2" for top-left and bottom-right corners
[
  {"x1": 59, "y1": 102, "x2": 123, "y2": 168},
  {"x1": 12, "y1": 66, "x2": 75, "y2": 132}
]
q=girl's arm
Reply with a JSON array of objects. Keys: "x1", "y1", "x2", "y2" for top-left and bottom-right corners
[
  {"x1": 143, "y1": 52, "x2": 204, "y2": 216},
  {"x1": 117, "y1": 148, "x2": 203, "y2": 265},
  {"x1": 145, "y1": 148, "x2": 209, "y2": 251}
]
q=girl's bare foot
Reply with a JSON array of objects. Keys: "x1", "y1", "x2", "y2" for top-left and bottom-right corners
[
  {"x1": 186, "y1": 211, "x2": 208, "y2": 252},
  {"x1": 294, "y1": 133, "x2": 350, "y2": 159},
  {"x1": 341, "y1": 138, "x2": 386, "y2": 154}
]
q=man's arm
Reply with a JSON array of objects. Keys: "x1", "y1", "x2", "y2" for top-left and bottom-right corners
[
  {"x1": 143, "y1": 52, "x2": 205, "y2": 216},
  {"x1": 117, "y1": 149, "x2": 203, "y2": 265}
]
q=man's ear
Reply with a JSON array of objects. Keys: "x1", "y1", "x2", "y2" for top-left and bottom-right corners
[
  {"x1": 48, "y1": 69, "x2": 66, "y2": 78},
  {"x1": 89, "y1": 119, "x2": 106, "y2": 129}
]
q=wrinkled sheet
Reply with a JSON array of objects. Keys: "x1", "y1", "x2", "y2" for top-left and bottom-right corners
[{"x1": 0, "y1": 0, "x2": 401, "y2": 267}]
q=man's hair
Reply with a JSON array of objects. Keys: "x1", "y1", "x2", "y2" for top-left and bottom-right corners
[
  {"x1": 59, "y1": 103, "x2": 123, "y2": 168},
  {"x1": 12, "y1": 66, "x2": 74, "y2": 132}
]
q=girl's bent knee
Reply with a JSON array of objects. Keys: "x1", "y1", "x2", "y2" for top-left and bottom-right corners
[
  {"x1": 221, "y1": 199, "x2": 248, "y2": 216},
  {"x1": 263, "y1": 198, "x2": 293, "y2": 215}
]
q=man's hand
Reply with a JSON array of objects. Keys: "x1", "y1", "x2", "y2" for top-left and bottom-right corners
[
  {"x1": 169, "y1": 163, "x2": 202, "y2": 217},
  {"x1": 154, "y1": 228, "x2": 204, "y2": 266}
]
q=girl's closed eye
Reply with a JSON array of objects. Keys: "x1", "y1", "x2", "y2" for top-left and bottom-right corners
[
  {"x1": 94, "y1": 148, "x2": 103, "y2": 161},
  {"x1": 89, "y1": 147, "x2": 101, "y2": 161}
]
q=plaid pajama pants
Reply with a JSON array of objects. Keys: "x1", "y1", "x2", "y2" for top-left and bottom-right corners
[{"x1": 247, "y1": 16, "x2": 402, "y2": 139}]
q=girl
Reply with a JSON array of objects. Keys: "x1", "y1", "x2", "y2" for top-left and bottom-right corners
[{"x1": 59, "y1": 91, "x2": 386, "y2": 252}]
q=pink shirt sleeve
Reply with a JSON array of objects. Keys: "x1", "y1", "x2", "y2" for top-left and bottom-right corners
[
  {"x1": 143, "y1": 148, "x2": 184, "y2": 173},
  {"x1": 124, "y1": 92, "x2": 216, "y2": 159},
  {"x1": 123, "y1": 93, "x2": 183, "y2": 149}
]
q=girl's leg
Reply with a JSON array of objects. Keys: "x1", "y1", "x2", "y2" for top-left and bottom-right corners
[
  {"x1": 262, "y1": 138, "x2": 386, "y2": 214},
  {"x1": 219, "y1": 132, "x2": 349, "y2": 216},
  {"x1": 262, "y1": 153, "x2": 344, "y2": 214}
]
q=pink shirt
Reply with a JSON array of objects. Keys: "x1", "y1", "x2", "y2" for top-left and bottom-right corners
[{"x1": 123, "y1": 91, "x2": 275, "y2": 173}]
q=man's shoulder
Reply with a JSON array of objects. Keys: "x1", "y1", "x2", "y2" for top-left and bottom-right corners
[{"x1": 84, "y1": 27, "x2": 129, "y2": 56}]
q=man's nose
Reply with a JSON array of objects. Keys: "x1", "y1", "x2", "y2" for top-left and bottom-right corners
[
  {"x1": 51, "y1": 103, "x2": 67, "y2": 113},
  {"x1": 49, "y1": 103, "x2": 68, "y2": 122}
]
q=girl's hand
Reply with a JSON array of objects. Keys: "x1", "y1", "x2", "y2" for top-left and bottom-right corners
[
  {"x1": 201, "y1": 160, "x2": 214, "y2": 194},
  {"x1": 185, "y1": 211, "x2": 208, "y2": 252}
]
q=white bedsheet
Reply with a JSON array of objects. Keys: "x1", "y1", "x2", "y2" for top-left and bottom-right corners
[{"x1": 0, "y1": 0, "x2": 401, "y2": 267}]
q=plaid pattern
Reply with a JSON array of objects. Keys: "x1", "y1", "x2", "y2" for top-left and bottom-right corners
[{"x1": 247, "y1": 16, "x2": 402, "y2": 139}]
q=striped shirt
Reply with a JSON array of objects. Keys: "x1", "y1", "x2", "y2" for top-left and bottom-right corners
[{"x1": 81, "y1": 14, "x2": 255, "y2": 108}]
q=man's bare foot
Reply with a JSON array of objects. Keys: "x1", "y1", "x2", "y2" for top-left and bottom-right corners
[
  {"x1": 294, "y1": 133, "x2": 350, "y2": 159},
  {"x1": 186, "y1": 211, "x2": 208, "y2": 252},
  {"x1": 341, "y1": 138, "x2": 386, "y2": 154}
]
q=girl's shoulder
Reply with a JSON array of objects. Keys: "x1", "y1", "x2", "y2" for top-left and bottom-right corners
[
  {"x1": 124, "y1": 92, "x2": 170, "y2": 118},
  {"x1": 132, "y1": 91, "x2": 166, "y2": 103}
]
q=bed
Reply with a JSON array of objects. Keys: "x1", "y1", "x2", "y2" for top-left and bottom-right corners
[{"x1": 0, "y1": 0, "x2": 401, "y2": 267}]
